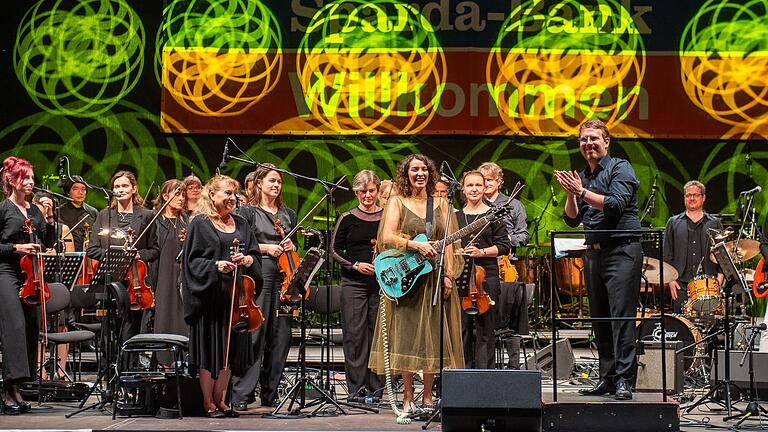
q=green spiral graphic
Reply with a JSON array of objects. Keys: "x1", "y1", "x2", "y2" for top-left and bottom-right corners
[
  {"x1": 14, "y1": 0, "x2": 145, "y2": 117},
  {"x1": 161, "y1": 0, "x2": 283, "y2": 116}
]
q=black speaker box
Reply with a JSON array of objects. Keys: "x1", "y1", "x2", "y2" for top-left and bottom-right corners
[
  {"x1": 442, "y1": 369, "x2": 542, "y2": 432},
  {"x1": 525, "y1": 339, "x2": 575, "y2": 380},
  {"x1": 711, "y1": 350, "x2": 768, "y2": 400}
]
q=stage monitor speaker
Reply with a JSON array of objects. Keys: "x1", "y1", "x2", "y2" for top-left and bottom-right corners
[
  {"x1": 636, "y1": 341, "x2": 684, "y2": 394},
  {"x1": 442, "y1": 369, "x2": 542, "y2": 432},
  {"x1": 525, "y1": 339, "x2": 574, "y2": 380},
  {"x1": 711, "y1": 349, "x2": 768, "y2": 400}
]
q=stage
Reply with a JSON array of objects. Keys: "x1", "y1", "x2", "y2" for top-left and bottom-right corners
[{"x1": 6, "y1": 385, "x2": 759, "y2": 432}]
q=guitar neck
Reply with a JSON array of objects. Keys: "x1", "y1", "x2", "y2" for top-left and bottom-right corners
[{"x1": 435, "y1": 215, "x2": 491, "y2": 252}]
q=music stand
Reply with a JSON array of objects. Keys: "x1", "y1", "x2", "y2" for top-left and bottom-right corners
[
  {"x1": 687, "y1": 241, "x2": 745, "y2": 418},
  {"x1": 43, "y1": 252, "x2": 85, "y2": 290},
  {"x1": 66, "y1": 247, "x2": 134, "y2": 418}
]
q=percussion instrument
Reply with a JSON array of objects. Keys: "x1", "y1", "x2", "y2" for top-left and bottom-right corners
[
  {"x1": 642, "y1": 257, "x2": 678, "y2": 286},
  {"x1": 687, "y1": 275, "x2": 721, "y2": 315},
  {"x1": 554, "y1": 257, "x2": 584, "y2": 296},
  {"x1": 637, "y1": 315, "x2": 704, "y2": 373},
  {"x1": 709, "y1": 239, "x2": 760, "y2": 264}
]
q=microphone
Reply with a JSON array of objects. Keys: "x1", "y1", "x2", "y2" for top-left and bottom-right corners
[
  {"x1": 549, "y1": 185, "x2": 558, "y2": 206},
  {"x1": 219, "y1": 139, "x2": 230, "y2": 170},
  {"x1": 746, "y1": 323, "x2": 768, "y2": 331},
  {"x1": 57, "y1": 157, "x2": 65, "y2": 189},
  {"x1": 740, "y1": 185, "x2": 761, "y2": 195},
  {"x1": 439, "y1": 161, "x2": 460, "y2": 189},
  {"x1": 649, "y1": 175, "x2": 657, "y2": 217}
]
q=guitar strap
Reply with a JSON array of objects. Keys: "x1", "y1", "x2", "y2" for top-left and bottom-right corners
[{"x1": 425, "y1": 196, "x2": 434, "y2": 239}]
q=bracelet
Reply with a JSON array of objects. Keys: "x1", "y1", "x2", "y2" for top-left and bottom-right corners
[{"x1": 579, "y1": 189, "x2": 587, "y2": 200}]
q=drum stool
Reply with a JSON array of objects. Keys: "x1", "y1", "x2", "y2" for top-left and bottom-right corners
[{"x1": 113, "y1": 333, "x2": 189, "y2": 419}]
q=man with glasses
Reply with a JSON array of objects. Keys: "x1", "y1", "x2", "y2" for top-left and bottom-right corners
[
  {"x1": 663, "y1": 180, "x2": 723, "y2": 314},
  {"x1": 554, "y1": 119, "x2": 643, "y2": 400},
  {"x1": 478, "y1": 162, "x2": 530, "y2": 369}
]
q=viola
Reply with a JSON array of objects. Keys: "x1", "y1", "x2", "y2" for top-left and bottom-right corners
[
  {"x1": 461, "y1": 260, "x2": 493, "y2": 315},
  {"x1": 228, "y1": 238, "x2": 264, "y2": 333},
  {"x1": 274, "y1": 218, "x2": 304, "y2": 303},
  {"x1": 76, "y1": 223, "x2": 96, "y2": 285},
  {"x1": 19, "y1": 219, "x2": 51, "y2": 306}
]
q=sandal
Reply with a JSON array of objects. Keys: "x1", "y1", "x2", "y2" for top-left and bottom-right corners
[{"x1": 401, "y1": 400, "x2": 420, "y2": 415}]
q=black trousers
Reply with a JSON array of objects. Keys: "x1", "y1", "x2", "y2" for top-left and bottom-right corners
[
  {"x1": 231, "y1": 259, "x2": 292, "y2": 405},
  {"x1": 0, "y1": 271, "x2": 39, "y2": 385},
  {"x1": 583, "y1": 242, "x2": 643, "y2": 383},
  {"x1": 340, "y1": 276, "x2": 381, "y2": 397},
  {"x1": 461, "y1": 272, "x2": 500, "y2": 369}
]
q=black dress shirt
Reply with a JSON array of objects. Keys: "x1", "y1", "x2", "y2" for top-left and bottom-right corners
[{"x1": 564, "y1": 155, "x2": 641, "y2": 243}]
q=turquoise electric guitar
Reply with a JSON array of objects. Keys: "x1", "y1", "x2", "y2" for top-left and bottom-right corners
[{"x1": 374, "y1": 204, "x2": 511, "y2": 300}]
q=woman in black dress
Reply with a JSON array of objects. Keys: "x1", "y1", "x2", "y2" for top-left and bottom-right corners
[
  {"x1": 86, "y1": 171, "x2": 159, "y2": 342},
  {"x1": 456, "y1": 170, "x2": 510, "y2": 369},
  {"x1": 182, "y1": 175, "x2": 261, "y2": 417},
  {"x1": 230, "y1": 164, "x2": 297, "y2": 409},
  {"x1": 151, "y1": 180, "x2": 188, "y2": 359},
  {"x1": 0, "y1": 157, "x2": 56, "y2": 415},
  {"x1": 330, "y1": 170, "x2": 383, "y2": 402}
]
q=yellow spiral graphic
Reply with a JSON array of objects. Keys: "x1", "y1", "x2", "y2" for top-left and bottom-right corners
[
  {"x1": 161, "y1": 0, "x2": 282, "y2": 117},
  {"x1": 680, "y1": 0, "x2": 768, "y2": 134},
  {"x1": 486, "y1": 0, "x2": 646, "y2": 135},
  {"x1": 297, "y1": 1, "x2": 446, "y2": 134}
]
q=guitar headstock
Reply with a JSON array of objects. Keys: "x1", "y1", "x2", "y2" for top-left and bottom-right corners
[{"x1": 489, "y1": 203, "x2": 512, "y2": 221}]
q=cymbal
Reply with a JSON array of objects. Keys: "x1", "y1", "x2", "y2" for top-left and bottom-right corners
[
  {"x1": 642, "y1": 257, "x2": 678, "y2": 285},
  {"x1": 709, "y1": 239, "x2": 760, "y2": 263}
]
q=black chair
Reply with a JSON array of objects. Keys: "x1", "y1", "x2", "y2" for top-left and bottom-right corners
[
  {"x1": 113, "y1": 333, "x2": 189, "y2": 419},
  {"x1": 304, "y1": 284, "x2": 343, "y2": 344},
  {"x1": 44, "y1": 283, "x2": 96, "y2": 383}
]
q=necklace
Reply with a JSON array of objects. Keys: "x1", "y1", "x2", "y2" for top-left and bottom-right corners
[{"x1": 117, "y1": 211, "x2": 130, "y2": 223}]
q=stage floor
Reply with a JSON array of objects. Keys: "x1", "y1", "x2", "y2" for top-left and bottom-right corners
[{"x1": 0, "y1": 387, "x2": 758, "y2": 431}]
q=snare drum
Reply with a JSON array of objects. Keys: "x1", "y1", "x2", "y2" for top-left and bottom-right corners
[
  {"x1": 687, "y1": 275, "x2": 721, "y2": 314},
  {"x1": 637, "y1": 315, "x2": 704, "y2": 372}
]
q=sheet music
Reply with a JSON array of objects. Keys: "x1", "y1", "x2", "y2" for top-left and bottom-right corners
[{"x1": 553, "y1": 238, "x2": 586, "y2": 258}]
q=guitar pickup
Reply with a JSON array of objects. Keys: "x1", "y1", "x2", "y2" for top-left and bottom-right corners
[{"x1": 380, "y1": 268, "x2": 396, "y2": 285}]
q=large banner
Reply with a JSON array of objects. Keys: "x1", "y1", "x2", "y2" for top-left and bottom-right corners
[{"x1": 159, "y1": 0, "x2": 768, "y2": 138}]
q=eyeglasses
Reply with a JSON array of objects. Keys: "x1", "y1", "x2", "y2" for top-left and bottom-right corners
[
  {"x1": 579, "y1": 136, "x2": 604, "y2": 144},
  {"x1": 684, "y1": 193, "x2": 702, "y2": 198}
]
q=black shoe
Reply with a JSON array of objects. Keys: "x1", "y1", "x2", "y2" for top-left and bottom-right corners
[
  {"x1": 2, "y1": 401, "x2": 21, "y2": 416},
  {"x1": 232, "y1": 401, "x2": 249, "y2": 411},
  {"x1": 615, "y1": 381, "x2": 632, "y2": 400},
  {"x1": 221, "y1": 409, "x2": 240, "y2": 418},
  {"x1": 205, "y1": 408, "x2": 225, "y2": 418},
  {"x1": 578, "y1": 380, "x2": 615, "y2": 396},
  {"x1": 17, "y1": 401, "x2": 31, "y2": 414}
]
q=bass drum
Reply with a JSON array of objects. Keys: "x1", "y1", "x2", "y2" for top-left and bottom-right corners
[{"x1": 637, "y1": 315, "x2": 704, "y2": 373}]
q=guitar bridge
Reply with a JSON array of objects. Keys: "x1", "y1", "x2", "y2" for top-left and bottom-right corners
[{"x1": 381, "y1": 268, "x2": 397, "y2": 285}]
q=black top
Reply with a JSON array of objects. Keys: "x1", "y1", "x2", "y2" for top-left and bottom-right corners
[
  {"x1": 86, "y1": 207, "x2": 160, "y2": 263},
  {"x1": 58, "y1": 201, "x2": 98, "y2": 251},
  {"x1": 664, "y1": 211, "x2": 722, "y2": 283},
  {"x1": 182, "y1": 214, "x2": 262, "y2": 323},
  {"x1": 236, "y1": 204, "x2": 297, "y2": 256},
  {"x1": 491, "y1": 194, "x2": 529, "y2": 247},
  {"x1": 564, "y1": 155, "x2": 642, "y2": 243},
  {"x1": 330, "y1": 207, "x2": 382, "y2": 280},
  {"x1": 0, "y1": 199, "x2": 56, "y2": 270},
  {"x1": 456, "y1": 209, "x2": 511, "y2": 271}
]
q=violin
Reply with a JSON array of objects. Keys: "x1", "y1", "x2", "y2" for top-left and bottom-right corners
[
  {"x1": 123, "y1": 228, "x2": 154, "y2": 310},
  {"x1": 461, "y1": 259, "x2": 493, "y2": 315},
  {"x1": 227, "y1": 238, "x2": 264, "y2": 333},
  {"x1": 19, "y1": 219, "x2": 51, "y2": 306},
  {"x1": 76, "y1": 223, "x2": 97, "y2": 285},
  {"x1": 274, "y1": 218, "x2": 303, "y2": 303}
]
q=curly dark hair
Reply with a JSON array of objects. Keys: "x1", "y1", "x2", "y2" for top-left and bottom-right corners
[{"x1": 395, "y1": 154, "x2": 437, "y2": 198}]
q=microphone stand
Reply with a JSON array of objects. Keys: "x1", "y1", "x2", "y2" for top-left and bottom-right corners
[
  {"x1": 529, "y1": 189, "x2": 555, "y2": 326},
  {"x1": 423, "y1": 164, "x2": 459, "y2": 429},
  {"x1": 723, "y1": 325, "x2": 768, "y2": 426},
  {"x1": 220, "y1": 148, "x2": 363, "y2": 418}
]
